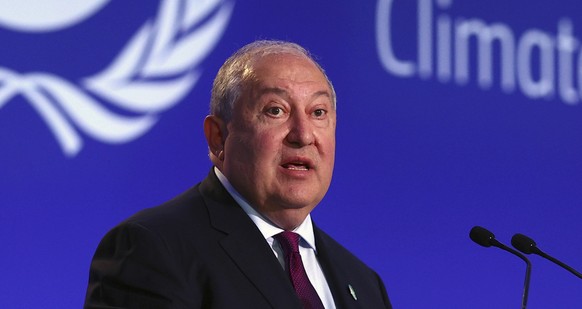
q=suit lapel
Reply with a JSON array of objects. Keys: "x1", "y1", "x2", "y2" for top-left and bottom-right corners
[
  {"x1": 199, "y1": 171, "x2": 302, "y2": 309},
  {"x1": 314, "y1": 227, "x2": 362, "y2": 309}
]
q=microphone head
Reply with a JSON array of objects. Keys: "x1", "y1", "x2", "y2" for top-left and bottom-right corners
[
  {"x1": 511, "y1": 233, "x2": 537, "y2": 254},
  {"x1": 470, "y1": 226, "x2": 496, "y2": 247}
]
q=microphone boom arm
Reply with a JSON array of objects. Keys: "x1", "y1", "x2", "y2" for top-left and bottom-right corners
[
  {"x1": 492, "y1": 239, "x2": 531, "y2": 309},
  {"x1": 512, "y1": 233, "x2": 582, "y2": 280},
  {"x1": 470, "y1": 226, "x2": 531, "y2": 309}
]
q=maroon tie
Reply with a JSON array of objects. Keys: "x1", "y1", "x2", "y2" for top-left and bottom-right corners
[{"x1": 275, "y1": 231, "x2": 325, "y2": 309}]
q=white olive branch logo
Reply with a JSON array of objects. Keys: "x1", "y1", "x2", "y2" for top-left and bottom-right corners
[{"x1": 0, "y1": 0, "x2": 234, "y2": 156}]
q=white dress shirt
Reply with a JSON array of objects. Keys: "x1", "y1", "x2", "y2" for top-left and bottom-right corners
[{"x1": 214, "y1": 167, "x2": 336, "y2": 309}]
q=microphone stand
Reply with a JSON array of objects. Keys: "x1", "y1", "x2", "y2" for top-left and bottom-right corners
[
  {"x1": 470, "y1": 226, "x2": 531, "y2": 309},
  {"x1": 493, "y1": 240, "x2": 531, "y2": 309},
  {"x1": 512, "y1": 233, "x2": 582, "y2": 279}
]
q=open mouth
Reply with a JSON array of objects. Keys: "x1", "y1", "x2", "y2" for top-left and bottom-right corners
[
  {"x1": 281, "y1": 157, "x2": 313, "y2": 171},
  {"x1": 282, "y1": 162, "x2": 310, "y2": 171}
]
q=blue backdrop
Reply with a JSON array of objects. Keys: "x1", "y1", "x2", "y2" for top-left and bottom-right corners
[{"x1": 1, "y1": 1, "x2": 581, "y2": 308}]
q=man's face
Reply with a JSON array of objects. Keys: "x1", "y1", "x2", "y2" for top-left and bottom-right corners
[{"x1": 221, "y1": 53, "x2": 336, "y2": 229}]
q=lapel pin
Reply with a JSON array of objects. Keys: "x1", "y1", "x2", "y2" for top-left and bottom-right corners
[{"x1": 348, "y1": 284, "x2": 358, "y2": 301}]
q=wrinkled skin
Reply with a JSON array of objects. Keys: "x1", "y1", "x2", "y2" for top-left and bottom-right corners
[{"x1": 205, "y1": 53, "x2": 336, "y2": 230}]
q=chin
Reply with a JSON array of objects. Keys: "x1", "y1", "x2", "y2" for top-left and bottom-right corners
[{"x1": 279, "y1": 194, "x2": 322, "y2": 210}]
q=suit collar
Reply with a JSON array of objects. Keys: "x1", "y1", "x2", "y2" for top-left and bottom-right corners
[
  {"x1": 211, "y1": 167, "x2": 318, "y2": 251},
  {"x1": 314, "y1": 226, "x2": 363, "y2": 309},
  {"x1": 199, "y1": 169, "x2": 303, "y2": 309}
]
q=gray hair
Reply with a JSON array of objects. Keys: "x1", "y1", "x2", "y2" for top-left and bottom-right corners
[{"x1": 209, "y1": 40, "x2": 336, "y2": 121}]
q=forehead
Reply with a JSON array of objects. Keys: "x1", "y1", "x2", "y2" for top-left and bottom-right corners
[{"x1": 250, "y1": 53, "x2": 329, "y2": 89}]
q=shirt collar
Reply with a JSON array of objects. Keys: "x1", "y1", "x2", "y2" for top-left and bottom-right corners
[{"x1": 214, "y1": 167, "x2": 317, "y2": 251}]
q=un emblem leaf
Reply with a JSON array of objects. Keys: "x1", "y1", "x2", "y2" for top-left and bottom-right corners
[{"x1": 1, "y1": 0, "x2": 234, "y2": 157}]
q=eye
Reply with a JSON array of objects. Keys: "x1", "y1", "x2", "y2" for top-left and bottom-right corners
[
  {"x1": 266, "y1": 106, "x2": 284, "y2": 117},
  {"x1": 313, "y1": 109, "x2": 327, "y2": 118}
]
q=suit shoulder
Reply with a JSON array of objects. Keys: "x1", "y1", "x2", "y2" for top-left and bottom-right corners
[{"x1": 120, "y1": 184, "x2": 209, "y2": 236}]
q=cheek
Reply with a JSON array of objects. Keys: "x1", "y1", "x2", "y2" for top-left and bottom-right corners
[
  {"x1": 319, "y1": 131, "x2": 336, "y2": 155},
  {"x1": 256, "y1": 128, "x2": 286, "y2": 149},
  {"x1": 320, "y1": 136, "x2": 336, "y2": 173},
  {"x1": 238, "y1": 130, "x2": 282, "y2": 165}
]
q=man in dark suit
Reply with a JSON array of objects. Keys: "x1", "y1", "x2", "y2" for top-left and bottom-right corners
[{"x1": 84, "y1": 40, "x2": 392, "y2": 309}]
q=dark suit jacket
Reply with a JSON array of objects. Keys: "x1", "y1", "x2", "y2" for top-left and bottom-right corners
[{"x1": 84, "y1": 170, "x2": 391, "y2": 309}]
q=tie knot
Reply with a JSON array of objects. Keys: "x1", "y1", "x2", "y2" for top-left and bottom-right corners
[{"x1": 275, "y1": 231, "x2": 300, "y2": 254}]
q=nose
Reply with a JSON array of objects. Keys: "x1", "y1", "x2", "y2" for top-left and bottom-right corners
[{"x1": 285, "y1": 112, "x2": 314, "y2": 147}]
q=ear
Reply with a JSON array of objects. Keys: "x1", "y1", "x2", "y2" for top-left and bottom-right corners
[{"x1": 204, "y1": 115, "x2": 226, "y2": 161}]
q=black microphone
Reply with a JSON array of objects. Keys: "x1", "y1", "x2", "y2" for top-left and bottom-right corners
[
  {"x1": 512, "y1": 233, "x2": 582, "y2": 279},
  {"x1": 470, "y1": 226, "x2": 531, "y2": 309}
]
